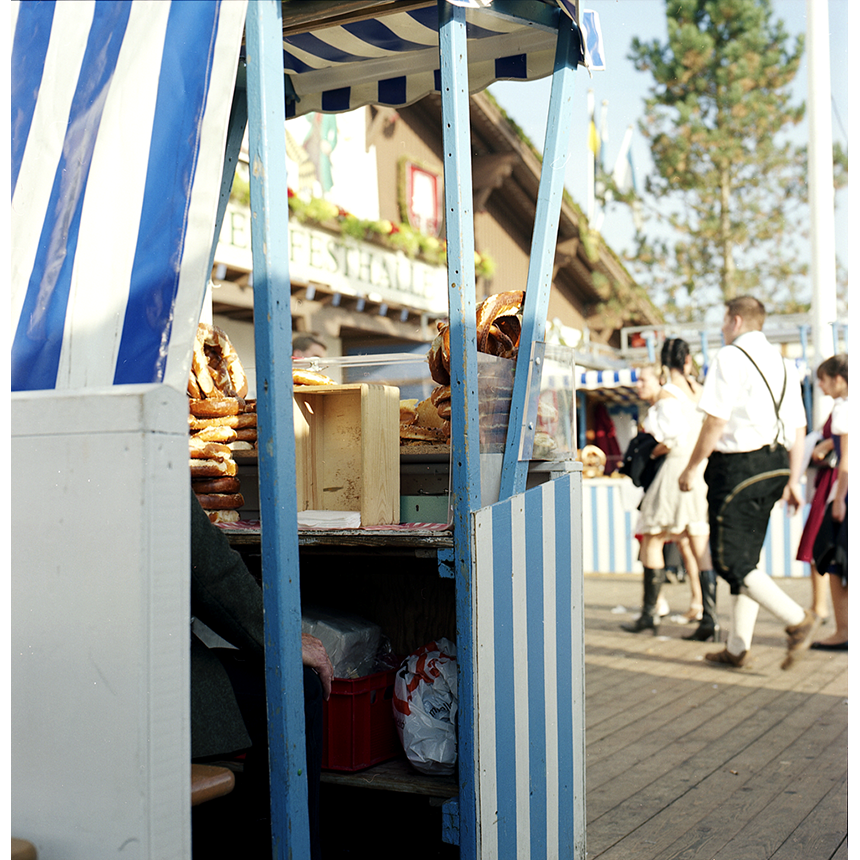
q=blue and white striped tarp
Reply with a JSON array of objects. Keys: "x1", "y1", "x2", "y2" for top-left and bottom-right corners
[
  {"x1": 280, "y1": 1, "x2": 601, "y2": 118},
  {"x1": 11, "y1": 0, "x2": 247, "y2": 393}
]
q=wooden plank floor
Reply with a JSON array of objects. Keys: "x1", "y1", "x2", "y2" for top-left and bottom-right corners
[{"x1": 584, "y1": 573, "x2": 848, "y2": 860}]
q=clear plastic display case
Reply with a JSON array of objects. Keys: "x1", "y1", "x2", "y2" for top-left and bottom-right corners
[{"x1": 292, "y1": 342, "x2": 577, "y2": 462}]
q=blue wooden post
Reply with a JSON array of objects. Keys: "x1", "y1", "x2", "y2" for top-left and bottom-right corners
[
  {"x1": 645, "y1": 332, "x2": 655, "y2": 363},
  {"x1": 499, "y1": 15, "x2": 580, "y2": 500},
  {"x1": 207, "y1": 76, "x2": 248, "y2": 277},
  {"x1": 699, "y1": 330, "x2": 709, "y2": 376},
  {"x1": 800, "y1": 324, "x2": 813, "y2": 431},
  {"x1": 245, "y1": 2, "x2": 310, "y2": 858},
  {"x1": 831, "y1": 321, "x2": 842, "y2": 354},
  {"x1": 438, "y1": 0, "x2": 480, "y2": 854},
  {"x1": 577, "y1": 390, "x2": 587, "y2": 451}
]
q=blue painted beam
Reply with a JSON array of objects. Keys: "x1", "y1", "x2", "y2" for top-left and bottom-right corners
[
  {"x1": 577, "y1": 391, "x2": 587, "y2": 450},
  {"x1": 499, "y1": 15, "x2": 580, "y2": 500},
  {"x1": 207, "y1": 78, "x2": 248, "y2": 278},
  {"x1": 800, "y1": 324, "x2": 813, "y2": 431},
  {"x1": 245, "y1": 2, "x2": 310, "y2": 858},
  {"x1": 438, "y1": 1, "x2": 480, "y2": 855}
]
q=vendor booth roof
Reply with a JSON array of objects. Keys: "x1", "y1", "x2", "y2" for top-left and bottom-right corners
[
  {"x1": 577, "y1": 368, "x2": 641, "y2": 405},
  {"x1": 277, "y1": 0, "x2": 593, "y2": 118}
]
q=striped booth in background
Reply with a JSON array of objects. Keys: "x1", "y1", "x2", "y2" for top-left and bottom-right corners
[{"x1": 582, "y1": 477, "x2": 811, "y2": 578}]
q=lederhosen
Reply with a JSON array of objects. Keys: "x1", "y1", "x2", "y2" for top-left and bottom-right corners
[{"x1": 705, "y1": 346, "x2": 791, "y2": 594}]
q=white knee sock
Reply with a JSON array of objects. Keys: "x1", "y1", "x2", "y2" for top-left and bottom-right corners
[
  {"x1": 727, "y1": 592, "x2": 760, "y2": 655},
  {"x1": 741, "y1": 569, "x2": 805, "y2": 627}
]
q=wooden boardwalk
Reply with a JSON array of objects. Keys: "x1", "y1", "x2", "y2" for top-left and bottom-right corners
[
  {"x1": 319, "y1": 573, "x2": 847, "y2": 859},
  {"x1": 584, "y1": 573, "x2": 848, "y2": 860}
]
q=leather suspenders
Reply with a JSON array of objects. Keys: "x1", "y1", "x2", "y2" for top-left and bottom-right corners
[{"x1": 731, "y1": 344, "x2": 787, "y2": 449}]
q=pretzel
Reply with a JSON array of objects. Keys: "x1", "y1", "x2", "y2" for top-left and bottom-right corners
[
  {"x1": 189, "y1": 458, "x2": 238, "y2": 479},
  {"x1": 427, "y1": 291, "x2": 524, "y2": 385},
  {"x1": 188, "y1": 413, "x2": 257, "y2": 431},
  {"x1": 192, "y1": 476, "x2": 241, "y2": 494},
  {"x1": 476, "y1": 290, "x2": 523, "y2": 356},
  {"x1": 427, "y1": 323, "x2": 451, "y2": 386},
  {"x1": 192, "y1": 425, "x2": 237, "y2": 444},
  {"x1": 399, "y1": 424, "x2": 451, "y2": 443},
  {"x1": 189, "y1": 323, "x2": 248, "y2": 400},
  {"x1": 207, "y1": 509, "x2": 240, "y2": 525},
  {"x1": 189, "y1": 438, "x2": 232, "y2": 461},
  {"x1": 292, "y1": 368, "x2": 335, "y2": 387},
  {"x1": 194, "y1": 492, "x2": 245, "y2": 510},
  {"x1": 189, "y1": 397, "x2": 242, "y2": 419}
]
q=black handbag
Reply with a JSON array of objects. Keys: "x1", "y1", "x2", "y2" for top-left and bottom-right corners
[
  {"x1": 620, "y1": 432, "x2": 665, "y2": 490},
  {"x1": 813, "y1": 501, "x2": 848, "y2": 580}
]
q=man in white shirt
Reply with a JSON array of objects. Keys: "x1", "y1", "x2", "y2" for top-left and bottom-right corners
[{"x1": 679, "y1": 296, "x2": 819, "y2": 669}]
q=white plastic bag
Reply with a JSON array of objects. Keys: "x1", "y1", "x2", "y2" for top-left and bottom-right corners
[{"x1": 392, "y1": 638, "x2": 458, "y2": 775}]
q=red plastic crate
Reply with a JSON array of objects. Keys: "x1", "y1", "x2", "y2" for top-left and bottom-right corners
[{"x1": 321, "y1": 668, "x2": 401, "y2": 772}]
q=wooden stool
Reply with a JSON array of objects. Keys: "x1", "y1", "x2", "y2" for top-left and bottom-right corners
[
  {"x1": 11, "y1": 839, "x2": 37, "y2": 860},
  {"x1": 191, "y1": 763, "x2": 236, "y2": 807}
]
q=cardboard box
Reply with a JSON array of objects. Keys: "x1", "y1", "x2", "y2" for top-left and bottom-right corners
[{"x1": 294, "y1": 384, "x2": 399, "y2": 526}]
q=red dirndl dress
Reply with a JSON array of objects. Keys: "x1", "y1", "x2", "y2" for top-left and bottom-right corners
[{"x1": 796, "y1": 414, "x2": 837, "y2": 564}]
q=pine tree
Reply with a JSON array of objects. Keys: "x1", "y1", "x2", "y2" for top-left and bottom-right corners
[{"x1": 627, "y1": 0, "x2": 808, "y2": 320}]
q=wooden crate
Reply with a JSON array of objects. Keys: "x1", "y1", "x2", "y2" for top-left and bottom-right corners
[{"x1": 294, "y1": 384, "x2": 400, "y2": 526}]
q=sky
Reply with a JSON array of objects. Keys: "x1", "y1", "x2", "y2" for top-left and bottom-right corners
[{"x1": 488, "y1": 0, "x2": 851, "y2": 312}]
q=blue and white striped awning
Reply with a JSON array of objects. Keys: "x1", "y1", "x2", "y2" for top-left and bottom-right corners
[
  {"x1": 577, "y1": 367, "x2": 641, "y2": 405},
  {"x1": 11, "y1": 0, "x2": 248, "y2": 393},
  {"x1": 578, "y1": 368, "x2": 639, "y2": 390},
  {"x1": 280, "y1": 0, "x2": 599, "y2": 118},
  {"x1": 576, "y1": 358, "x2": 812, "y2": 407}
]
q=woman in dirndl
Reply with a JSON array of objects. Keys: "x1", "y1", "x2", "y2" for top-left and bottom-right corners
[{"x1": 809, "y1": 354, "x2": 848, "y2": 651}]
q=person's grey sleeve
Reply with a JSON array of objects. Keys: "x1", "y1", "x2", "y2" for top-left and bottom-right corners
[{"x1": 189, "y1": 489, "x2": 265, "y2": 658}]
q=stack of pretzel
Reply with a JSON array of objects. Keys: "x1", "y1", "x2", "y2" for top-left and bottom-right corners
[
  {"x1": 406, "y1": 291, "x2": 524, "y2": 448},
  {"x1": 188, "y1": 323, "x2": 257, "y2": 524},
  {"x1": 399, "y1": 391, "x2": 452, "y2": 445}
]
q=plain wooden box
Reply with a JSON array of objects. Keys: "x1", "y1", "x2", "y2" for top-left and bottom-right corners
[{"x1": 294, "y1": 384, "x2": 400, "y2": 526}]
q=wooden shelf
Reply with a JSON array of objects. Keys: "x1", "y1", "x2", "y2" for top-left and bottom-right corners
[
  {"x1": 224, "y1": 526, "x2": 453, "y2": 554},
  {"x1": 321, "y1": 756, "x2": 457, "y2": 799}
]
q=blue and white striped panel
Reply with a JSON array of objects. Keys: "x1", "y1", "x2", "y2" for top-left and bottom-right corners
[
  {"x1": 580, "y1": 480, "x2": 811, "y2": 577},
  {"x1": 582, "y1": 480, "x2": 638, "y2": 573},
  {"x1": 758, "y1": 501, "x2": 809, "y2": 578},
  {"x1": 11, "y1": 0, "x2": 247, "y2": 393},
  {"x1": 473, "y1": 473, "x2": 585, "y2": 859}
]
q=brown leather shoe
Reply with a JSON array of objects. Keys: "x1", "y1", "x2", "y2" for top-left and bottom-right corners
[
  {"x1": 705, "y1": 648, "x2": 748, "y2": 668},
  {"x1": 782, "y1": 609, "x2": 822, "y2": 669}
]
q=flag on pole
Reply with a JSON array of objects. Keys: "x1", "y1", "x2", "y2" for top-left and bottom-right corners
[
  {"x1": 588, "y1": 105, "x2": 602, "y2": 211},
  {"x1": 595, "y1": 99, "x2": 608, "y2": 200},
  {"x1": 612, "y1": 125, "x2": 643, "y2": 230},
  {"x1": 612, "y1": 126, "x2": 636, "y2": 193},
  {"x1": 580, "y1": 10, "x2": 606, "y2": 71},
  {"x1": 586, "y1": 89, "x2": 597, "y2": 221},
  {"x1": 588, "y1": 113, "x2": 601, "y2": 161}
]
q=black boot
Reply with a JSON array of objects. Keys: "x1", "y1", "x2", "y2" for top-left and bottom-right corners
[
  {"x1": 622, "y1": 567, "x2": 665, "y2": 635},
  {"x1": 684, "y1": 569, "x2": 720, "y2": 641}
]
